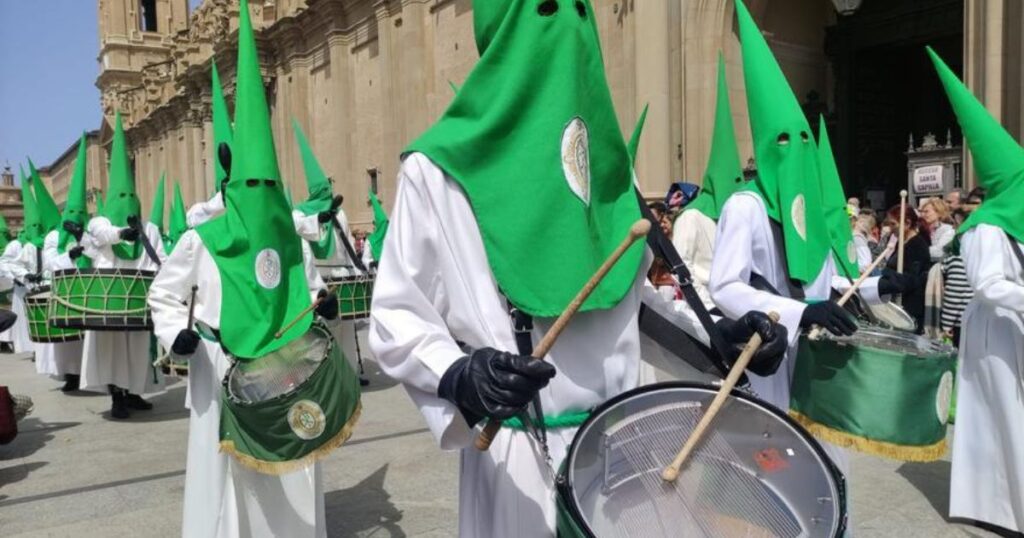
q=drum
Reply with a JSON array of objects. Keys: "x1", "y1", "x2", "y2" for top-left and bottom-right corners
[
  {"x1": 25, "y1": 287, "x2": 82, "y2": 343},
  {"x1": 865, "y1": 301, "x2": 916, "y2": 332},
  {"x1": 220, "y1": 322, "x2": 361, "y2": 475},
  {"x1": 329, "y1": 273, "x2": 375, "y2": 320},
  {"x1": 48, "y1": 268, "x2": 156, "y2": 331},
  {"x1": 791, "y1": 326, "x2": 956, "y2": 462},
  {"x1": 557, "y1": 382, "x2": 847, "y2": 538}
]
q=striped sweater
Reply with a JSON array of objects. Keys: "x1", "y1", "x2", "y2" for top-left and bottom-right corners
[{"x1": 940, "y1": 254, "x2": 973, "y2": 332}]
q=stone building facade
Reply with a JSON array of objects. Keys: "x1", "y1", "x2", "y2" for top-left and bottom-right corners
[
  {"x1": 0, "y1": 166, "x2": 25, "y2": 232},
  {"x1": 37, "y1": 0, "x2": 1024, "y2": 227}
]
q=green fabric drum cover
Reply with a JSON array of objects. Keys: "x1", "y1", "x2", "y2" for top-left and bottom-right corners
[
  {"x1": 220, "y1": 322, "x2": 361, "y2": 475},
  {"x1": 791, "y1": 326, "x2": 957, "y2": 462},
  {"x1": 328, "y1": 274, "x2": 374, "y2": 321},
  {"x1": 49, "y1": 268, "x2": 155, "y2": 331},
  {"x1": 25, "y1": 287, "x2": 82, "y2": 343}
]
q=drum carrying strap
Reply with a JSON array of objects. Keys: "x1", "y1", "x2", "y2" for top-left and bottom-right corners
[
  {"x1": 505, "y1": 300, "x2": 551, "y2": 463},
  {"x1": 333, "y1": 217, "x2": 368, "y2": 274},
  {"x1": 1007, "y1": 232, "x2": 1024, "y2": 280},
  {"x1": 128, "y1": 216, "x2": 162, "y2": 268}
]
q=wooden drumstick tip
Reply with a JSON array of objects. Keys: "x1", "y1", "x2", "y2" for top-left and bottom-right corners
[
  {"x1": 631, "y1": 219, "x2": 652, "y2": 238},
  {"x1": 661, "y1": 466, "x2": 681, "y2": 482},
  {"x1": 900, "y1": 190, "x2": 908, "y2": 198}
]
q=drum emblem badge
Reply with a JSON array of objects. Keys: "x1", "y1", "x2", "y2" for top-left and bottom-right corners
[
  {"x1": 288, "y1": 400, "x2": 326, "y2": 440},
  {"x1": 255, "y1": 248, "x2": 281, "y2": 289},
  {"x1": 936, "y1": 371, "x2": 954, "y2": 424},
  {"x1": 790, "y1": 194, "x2": 807, "y2": 240},
  {"x1": 561, "y1": 116, "x2": 591, "y2": 206}
]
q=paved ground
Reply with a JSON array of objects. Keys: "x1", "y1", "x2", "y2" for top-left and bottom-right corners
[{"x1": 0, "y1": 342, "x2": 1007, "y2": 537}]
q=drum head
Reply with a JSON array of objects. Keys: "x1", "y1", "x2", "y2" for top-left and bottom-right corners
[
  {"x1": 826, "y1": 325, "x2": 956, "y2": 358},
  {"x1": 865, "y1": 302, "x2": 916, "y2": 332},
  {"x1": 563, "y1": 382, "x2": 845, "y2": 538},
  {"x1": 227, "y1": 324, "x2": 331, "y2": 403}
]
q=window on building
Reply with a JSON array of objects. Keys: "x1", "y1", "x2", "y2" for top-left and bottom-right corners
[{"x1": 140, "y1": 0, "x2": 158, "y2": 32}]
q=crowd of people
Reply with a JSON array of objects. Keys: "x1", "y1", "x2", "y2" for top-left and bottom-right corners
[{"x1": 2, "y1": 1, "x2": 1023, "y2": 537}]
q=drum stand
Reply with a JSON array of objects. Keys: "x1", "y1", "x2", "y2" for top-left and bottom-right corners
[{"x1": 352, "y1": 322, "x2": 369, "y2": 387}]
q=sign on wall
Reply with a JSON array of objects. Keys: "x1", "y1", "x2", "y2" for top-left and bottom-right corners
[{"x1": 912, "y1": 165, "x2": 944, "y2": 194}]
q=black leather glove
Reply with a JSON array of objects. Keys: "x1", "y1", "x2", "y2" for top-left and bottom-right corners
[
  {"x1": 437, "y1": 347, "x2": 556, "y2": 426},
  {"x1": 63, "y1": 220, "x2": 84, "y2": 239},
  {"x1": 315, "y1": 289, "x2": 338, "y2": 320},
  {"x1": 878, "y1": 269, "x2": 911, "y2": 296},
  {"x1": 68, "y1": 245, "x2": 84, "y2": 260},
  {"x1": 119, "y1": 226, "x2": 139, "y2": 242},
  {"x1": 715, "y1": 312, "x2": 789, "y2": 376},
  {"x1": 171, "y1": 329, "x2": 201, "y2": 355},
  {"x1": 800, "y1": 302, "x2": 857, "y2": 336},
  {"x1": 317, "y1": 195, "x2": 345, "y2": 224}
]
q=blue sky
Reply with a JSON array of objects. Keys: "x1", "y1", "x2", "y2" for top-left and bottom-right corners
[{"x1": 0, "y1": 0, "x2": 203, "y2": 175}]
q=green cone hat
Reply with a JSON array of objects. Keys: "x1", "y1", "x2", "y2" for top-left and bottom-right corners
[
  {"x1": 293, "y1": 119, "x2": 336, "y2": 259},
  {"x1": 104, "y1": 111, "x2": 143, "y2": 259},
  {"x1": 627, "y1": 104, "x2": 649, "y2": 166},
  {"x1": 737, "y1": 0, "x2": 830, "y2": 284},
  {"x1": 817, "y1": 116, "x2": 859, "y2": 279},
  {"x1": 368, "y1": 189, "x2": 389, "y2": 262},
  {"x1": 20, "y1": 166, "x2": 44, "y2": 248},
  {"x1": 28, "y1": 158, "x2": 61, "y2": 233},
  {"x1": 927, "y1": 47, "x2": 1024, "y2": 243},
  {"x1": 0, "y1": 213, "x2": 10, "y2": 252},
  {"x1": 166, "y1": 182, "x2": 188, "y2": 252},
  {"x1": 212, "y1": 59, "x2": 234, "y2": 191},
  {"x1": 688, "y1": 54, "x2": 745, "y2": 222},
  {"x1": 149, "y1": 173, "x2": 166, "y2": 233},
  {"x1": 195, "y1": 0, "x2": 313, "y2": 359},
  {"x1": 58, "y1": 134, "x2": 91, "y2": 257}
]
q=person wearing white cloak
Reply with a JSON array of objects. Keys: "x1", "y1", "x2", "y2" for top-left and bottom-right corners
[
  {"x1": 369, "y1": 2, "x2": 787, "y2": 536},
  {"x1": 79, "y1": 112, "x2": 164, "y2": 418},
  {"x1": 928, "y1": 48, "x2": 1024, "y2": 535}
]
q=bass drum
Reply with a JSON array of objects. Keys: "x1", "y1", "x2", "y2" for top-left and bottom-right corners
[{"x1": 557, "y1": 382, "x2": 847, "y2": 538}]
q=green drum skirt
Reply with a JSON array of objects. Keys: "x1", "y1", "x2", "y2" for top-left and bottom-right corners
[
  {"x1": 49, "y1": 268, "x2": 155, "y2": 331},
  {"x1": 791, "y1": 326, "x2": 957, "y2": 462},
  {"x1": 25, "y1": 287, "x2": 82, "y2": 343}
]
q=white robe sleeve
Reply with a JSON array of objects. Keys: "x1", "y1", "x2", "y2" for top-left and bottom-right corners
[
  {"x1": 144, "y1": 222, "x2": 168, "y2": 264},
  {"x1": 829, "y1": 271, "x2": 884, "y2": 304},
  {"x1": 368, "y1": 165, "x2": 474, "y2": 448},
  {"x1": 87, "y1": 217, "x2": 124, "y2": 248},
  {"x1": 301, "y1": 241, "x2": 326, "y2": 299},
  {"x1": 292, "y1": 210, "x2": 323, "y2": 242},
  {"x1": 929, "y1": 223, "x2": 956, "y2": 262},
  {"x1": 709, "y1": 195, "x2": 807, "y2": 347},
  {"x1": 14, "y1": 243, "x2": 38, "y2": 278},
  {"x1": 148, "y1": 231, "x2": 201, "y2": 350},
  {"x1": 43, "y1": 230, "x2": 73, "y2": 273},
  {"x1": 963, "y1": 224, "x2": 1024, "y2": 312},
  {"x1": 185, "y1": 193, "x2": 225, "y2": 228}
]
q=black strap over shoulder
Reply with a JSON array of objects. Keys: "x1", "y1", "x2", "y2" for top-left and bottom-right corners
[
  {"x1": 333, "y1": 216, "x2": 368, "y2": 273},
  {"x1": 1006, "y1": 231, "x2": 1024, "y2": 278},
  {"x1": 504, "y1": 300, "x2": 548, "y2": 454}
]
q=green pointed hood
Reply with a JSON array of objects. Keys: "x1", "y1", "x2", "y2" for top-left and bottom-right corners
[
  {"x1": 626, "y1": 104, "x2": 649, "y2": 166},
  {"x1": 928, "y1": 47, "x2": 1024, "y2": 244},
  {"x1": 368, "y1": 189, "x2": 389, "y2": 262},
  {"x1": 688, "y1": 54, "x2": 745, "y2": 222},
  {"x1": 292, "y1": 119, "x2": 336, "y2": 259},
  {"x1": 20, "y1": 167, "x2": 44, "y2": 248},
  {"x1": 0, "y1": 213, "x2": 10, "y2": 252},
  {"x1": 149, "y1": 173, "x2": 166, "y2": 233},
  {"x1": 28, "y1": 158, "x2": 61, "y2": 233},
  {"x1": 817, "y1": 116, "x2": 859, "y2": 279},
  {"x1": 195, "y1": 0, "x2": 313, "y2": 359},
  {"x1": 405, "y1": 0, "x2": 643, "y2": 318},
  {"x1": 166, "y1": 182, "x2": 188, "y2": 252},
  {"x1": 212, "y1": 59, "x2": 234, "y2": 192},
  {"x1": 736, "y1": 0, "x2": 830, "y2": 284},
  {"x1": 104, "y1": 111, "x2": 144, "y2": 260},
  {"x1": 58, "y1": 134, "x2": 91, "y2": 265}
]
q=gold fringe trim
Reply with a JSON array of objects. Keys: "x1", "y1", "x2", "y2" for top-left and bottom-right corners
[
  {"x1": 789, "y1": 410, "x2": 948, "y2": 463},
  {"x1": 220, "y1": 401, "x2": 362, "y2": 476}
]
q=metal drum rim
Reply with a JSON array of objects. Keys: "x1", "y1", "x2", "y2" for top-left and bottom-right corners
[
  {"x1": 559, "y1": 381, "x2": 849, "y2": 538},
  {"x1": 51, "y1": 268, "x2": 158, "y2": 278}
]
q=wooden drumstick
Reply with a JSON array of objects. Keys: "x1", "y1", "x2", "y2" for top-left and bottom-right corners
[
  {"x1": 186, "y1": 285, "x2": 199, "y2": 331},
  {"x1": 662, "y1": 311, "x2": 781, "y2": 483},
  {"x1": 897, "y1": 190, "x2": 908, "y2": 274},
  {"x1": 807, "y1": 246, "x2": 894, "y2": 341},
  {"x1": 474, "y1": 219, "x2": 652, "y2": 451}
]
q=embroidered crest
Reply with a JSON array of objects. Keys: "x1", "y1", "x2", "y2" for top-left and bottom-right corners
[
  {"x1": 936, "y1": 371, "x2": 953, "y2": 424},
  {"x1": 561, "y1": 117, "x2": 591, "y2": 205},
  {"x1": 255, "y1": 248, "x2": 281, "y2": 289},
  {"x1": 288, "y1": 400, "x2": 327, "y2": 440},
  {"x1": 790, "y1": 194, "x2": 806, "y2": 240}
]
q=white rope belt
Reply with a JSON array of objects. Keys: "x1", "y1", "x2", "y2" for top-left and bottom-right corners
[{"x1": 49, "y1": 294, "x2": 149, "y2": 316}]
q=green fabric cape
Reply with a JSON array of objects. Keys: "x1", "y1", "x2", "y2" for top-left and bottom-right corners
[
  {"x1": 928, "y1": 47, "x2": 1024, "y2": 244},
  {"x1": 817, "y1": 116, "x2": 859, "y2": 279},
  {"x1": 28, "y1": 159, "x2": 61, "y2": 233},
  {"x1": 149, "y1": 173, "x2": 166, "y2": 235},
  {"x1": 59, "y1": 134, "x2": 92, "y2": 268},
  {"x1": 292, "y1": 120, "x2": 336, "y2": 259},
  {"x1": 405, "y1": 0, "x2": 643, "y2": 317},
  {"x1": 626, "y1": 104, "x2": 648, "y2": 165},
  {"x1": 687, "y1": 54, "x2": 744, "y2": 222},
  {"x1": 368, "y1": 189, "x2": 389, "y2": 262},
  {"x1": 736, "y1": 0, "x2": 830, "y2": 284},
  {"x1": 20, "y1": 168, "x2": 44, "y2": 249},
  {"x1": 166, "y1": 183, "x2": 188, "y2": 253},
  {"x1": 103, "y1": 112, "x2": 144, "y2": 260},
  {"x1": 195, "y1": 0, "x2": 313, "y2": 360},
  {"x1": 212, "y1": 59, "x2": 234, "y2": 193}
]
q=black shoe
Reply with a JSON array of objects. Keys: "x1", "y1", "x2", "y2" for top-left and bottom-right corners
[
  {"x1": 61, "y1": 374, "x2": 80, "y2": 393},
  {"x1": 359, "y1": 377, "x2": 370, "y2": 387},
  {"x1": 110, "y1": 390, "x2": 130, "y2": 420},
  {"x1": 124, "y1": 393, "x2": 153, "y2": 411}
]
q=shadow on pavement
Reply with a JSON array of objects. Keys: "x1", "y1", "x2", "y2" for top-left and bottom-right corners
[
  {"x1": 896, "y1": 460, "x2": 952, "y2": 521},
  {"x1": 0, "y1": 418, "x2": 79, "y2": 460},
  {"x1": 0, "y1": 461, "x2": 47, "y2": 491},
  {"x1": 325, "y1": 464, "x2": 404, "y2": 537}
]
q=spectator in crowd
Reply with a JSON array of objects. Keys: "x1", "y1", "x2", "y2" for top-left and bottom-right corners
[
  {"x1": 647, "y1": 202, "x2": 677, "y2": 296},
  {"x1": 883, "y1": 204, "x2": 932, "y2": 332},
  {"x1": 945, "y1": 189, "x2": 965, "y2": 225},
  {"x1": 852, "y1": 213, "x2": 877, "y2": 273},
  {"x1": 921, "y1": 197, "x2": 956, "y2": 261},
  {"x1": 847, "y1": 196, "x2": 861, "y2": 216},
  {"x1": 939, "y1": 187, "x2": 987, "y2": 345}
]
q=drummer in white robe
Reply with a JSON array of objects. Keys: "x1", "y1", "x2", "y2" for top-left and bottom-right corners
[
  {"x1": 0, "y1": 215, "x2": 18, "y2": 350},
  {"x1": 149, "y1": 4, "x2": 338, "y2": 535},
  {"x1": 929, "y1": 48, "x2": 1024, "y2": 535},
  {"x1": 370, "y1": 2, "x2": 787, "y2": 535},
  {"x1": 79, "y1": 112, "x2": 164, "y2": 418}
]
